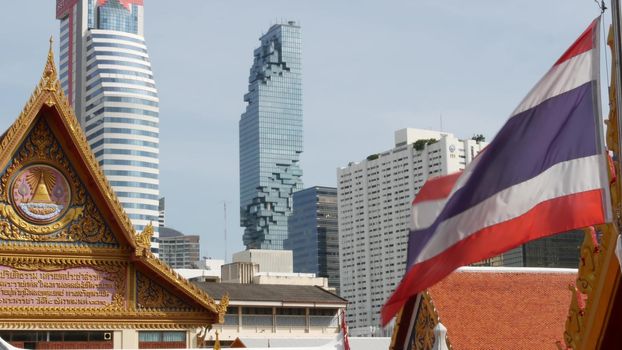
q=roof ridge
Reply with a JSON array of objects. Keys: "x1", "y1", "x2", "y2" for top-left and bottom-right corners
[{"x1": 456, "y1": 266, "x2": 578, "y2": 274}]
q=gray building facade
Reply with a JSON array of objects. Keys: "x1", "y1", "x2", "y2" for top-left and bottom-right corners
[
  {"x1": 239, "y1": 21, "x2": 303, "y2": 250},
  {"x1": 473, "y1": 231, "x2": 583, "y2": 268},
  {"x1": 159, "y1": 227, "x2": 200, "y2": 269},
  {"x1": 285, "y1": 187, "x2": 340, "y2": 292},
  {"x1": 522, "y1": 230, "x2": 583, "y2": 268}
]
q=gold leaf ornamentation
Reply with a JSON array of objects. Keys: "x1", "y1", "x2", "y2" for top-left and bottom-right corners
[
  {"x1": 0, "y1": 43, "x2": 222, "y2": 330},
  {"x1": 0, "y1": 120, "x2": 116, "y2": 245},
  {"x1": 138, "y1": 257, "x2": 221, "y2": 315},
  {"x1": 136, "y1": 271, "x2": 194, "y2": 311},
  {"x1": 43, "y1": 37, "x2": 58, "y2": 93},
  {"x1": 135, "y1": 224, "x2": 154, "y2": 257},
  {"x1": 563, "y1": 27, "x2": 622, "y2": 349},
  {"x1": 0, "y1": 43, "x2": 137, "y2": 248},
  {"x1": 217, "y1": 294, "x2": 230, "y2": 324}
]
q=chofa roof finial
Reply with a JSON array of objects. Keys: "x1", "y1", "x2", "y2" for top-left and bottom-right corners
[{"x1": 43, "y1": 35, "x2": 58, "y2": 93}]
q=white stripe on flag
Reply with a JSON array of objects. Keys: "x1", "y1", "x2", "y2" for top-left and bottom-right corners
[
  {"x1": 411, "y1": 198, "x2": 447, "y2": 230},
  {"x1": 512, "y1": 49, "x2": 593, "y2": 116},
  {"x1": 415, "y1": 154, "x2": 605, "y2": 264},
  {"x1": 412, "y1": 152, "x2": 483, "y2": 231}
]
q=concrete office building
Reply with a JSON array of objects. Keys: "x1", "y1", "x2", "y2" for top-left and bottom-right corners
[
  {"x1": 222, "y1": 250, "x2": 330, "y2": 290},
  {"x1": 337, "y1": 128, "x2": 486, "y2": 336},
  {"x1": 239, "y1": 21, "x2": 303, "y2": 250},
  {"x1": 158, "y1": 197, "x2": 165, "y2": 227},
  {"x1": 158, "y1": 227, "x2": 200, "y2": 269},
  {"x1": 232, "y1": 249, "x2": 293, "y2": 273},
  {"x1": 56, "y1": 0, "x2": 160, "y2": 252}
]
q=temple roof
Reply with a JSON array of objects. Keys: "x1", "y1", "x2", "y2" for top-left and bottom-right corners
[
  {"x1": 197, "y1": 283, "x2": 347, "y2": 306},
  {"x1": 428, "y1": 267, "x2": 575, "y2": 349},
  {"x1": 0, "y1": 40, "x2": 227, "y2": 328}
]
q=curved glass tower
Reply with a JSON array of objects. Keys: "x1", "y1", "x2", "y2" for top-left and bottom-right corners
[
  {"x1": 239, "y1": 22, "x2": 303, "y2": 250},
  {"x1": 57, "y1": 0, "x2": 160, "y2": 253}
]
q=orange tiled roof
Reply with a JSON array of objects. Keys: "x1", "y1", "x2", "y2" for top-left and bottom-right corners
[{"x1": 428, "y1": 267, "x2": 575, "y2": 350}]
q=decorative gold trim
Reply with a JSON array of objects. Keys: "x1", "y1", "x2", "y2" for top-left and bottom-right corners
[
  {"x1": 0, "y1": 319, "x2": 215, "y2": 330},
  {"x1": 563, "y1": 26, "x2": 622, "y2": 349},
  {"x1": 389, "y1": 292, "x2": 452, "y2": 350},
  {"x1": 389, "y1": 304, "x2": 407, "y2": 350},
  {"x1": 132, "y1": 225, "x2": 224, "y2": 316},
  {"x1": 0, "y1": 119, "x2": 117, "y2": 244},
  {"x1": 0, "y1": 309, "x2": 215, "y2": 320},
  {"x1": 413, "y1": 292, "x2": 440, "y2": 350},
  {"x1": 0, "y1": 40, "x2": 138, "y2": 248},
  {"x1": 140, "y1": 256, "x2": 221, "y2": 316},
  {"x1": 217, "y1": 294, "x2": 230, "y2": 324},
  {"x1": 0, "y1": 203, "x2": 83, "y2": 235},
  {"x1": 135, "y1": 223, "x2": 153, "y2": 257},
  {"x1": 0, "y1": 242, "x2": 131, "y2": 258},
  {"x1": 0, "y1": 256, "x2": 125, "y2": 270},
  {"x1": 0, "y1": 42, "x2": 224, "y2": 330},
  {"x1": 136, "y1": 271, "x2": 195, "y2": 310}
]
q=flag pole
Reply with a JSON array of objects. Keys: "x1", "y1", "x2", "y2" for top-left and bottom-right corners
[{"x1": 612, "y1": 0, "x2": 622, "y2": 204}]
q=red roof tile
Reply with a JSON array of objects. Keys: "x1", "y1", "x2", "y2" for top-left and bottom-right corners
[{"x1": 428, "y1": 267, "x2": 575, "y2": 349}]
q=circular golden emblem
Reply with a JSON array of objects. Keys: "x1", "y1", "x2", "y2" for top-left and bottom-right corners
[{"x1": 10, "y1": 164, "x2": 71, "y2": 224}]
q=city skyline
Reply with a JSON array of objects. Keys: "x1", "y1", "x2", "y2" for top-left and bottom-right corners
[{"x1": 0, "y1": 1, "x2": 603, "y2": 260}]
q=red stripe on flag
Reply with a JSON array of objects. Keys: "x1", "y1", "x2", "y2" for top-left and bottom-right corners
[
  {"x1": 554, "y1": 19, "x2": 597, "y2": 66},
  {"x1": 412, "y1": 172, "x2": 461, "y2": 205},
  {"x1": 382, "y1": 189, "x2": 605, "y2": 325}
]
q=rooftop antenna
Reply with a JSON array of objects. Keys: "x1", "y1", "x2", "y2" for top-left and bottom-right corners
[
  {"x1": 223, "y1": 201, "x2": 228, "y2": 262},
  {"x1": 440, "y1": 113, "x2": 443, "y2": 132}
]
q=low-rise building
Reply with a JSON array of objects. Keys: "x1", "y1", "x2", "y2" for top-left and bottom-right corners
[
  {"x1": 253, "y1": 272, "x2": 330, "y2": 289},
  {"x1": 175, "y1": 258, "x2": 224, "y2": 283},
  {"x1": 233, "y1": 249, "x2": 293, "y2": 273},
  {"x1": 222, "y1": 250, "x2": 331, "y2": 290},
  {"x1": 196, "y1": 283, "x2": 347, "y2": 347},
  {"x1": 221, "y1": 262, "x2": 259, "y2": 284}
]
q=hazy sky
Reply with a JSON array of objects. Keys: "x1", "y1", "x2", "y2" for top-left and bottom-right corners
[{"x1": 0, "y1": 1, "x2": 607, "y2": 261}]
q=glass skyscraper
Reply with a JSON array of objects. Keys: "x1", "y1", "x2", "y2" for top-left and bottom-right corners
[
  {"x1": 472, "y1": 231, "x2": 583, "y2": 268},
  {"x1": 239, "y1": 21, "x2": 303, "y2": 250},
  {"x1": 522, "y1": 230, "x2": 583, "y2": 268},
  {"x1": 56, "y1": 0, "x2": 160, "y2": 253},
  {"x1": 285, "y1": 187, "x2": 340, "y2": 293}
]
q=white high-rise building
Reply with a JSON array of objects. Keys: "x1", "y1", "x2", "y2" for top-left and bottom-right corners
[
  {"x1": 56, "y1": 0, "x2": 159, "y2": 253},
  {"x1": 337, "y1": 128, "x2": 486, "y2": 336}
]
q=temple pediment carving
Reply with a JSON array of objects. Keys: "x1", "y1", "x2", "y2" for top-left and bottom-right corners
[{"x1": 0, "y1": 42, "x2": 226, "y2": 330}]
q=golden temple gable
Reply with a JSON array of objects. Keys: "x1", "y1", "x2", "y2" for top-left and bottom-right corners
[{"x1": 0, "y1": 43, "x2": 227, "y2": 348}]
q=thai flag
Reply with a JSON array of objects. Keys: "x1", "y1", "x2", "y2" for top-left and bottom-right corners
[{"x1": 381, "y1": 17, "x2": 611, "y2": 325}]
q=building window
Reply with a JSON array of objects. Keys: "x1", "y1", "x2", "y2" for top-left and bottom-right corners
[
  {"x1": 138, "y1": 331, "x2": 185, "y2": 349},
  {"x1": 276, "y1": 307, "x2": 305, "y2": 315}
]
